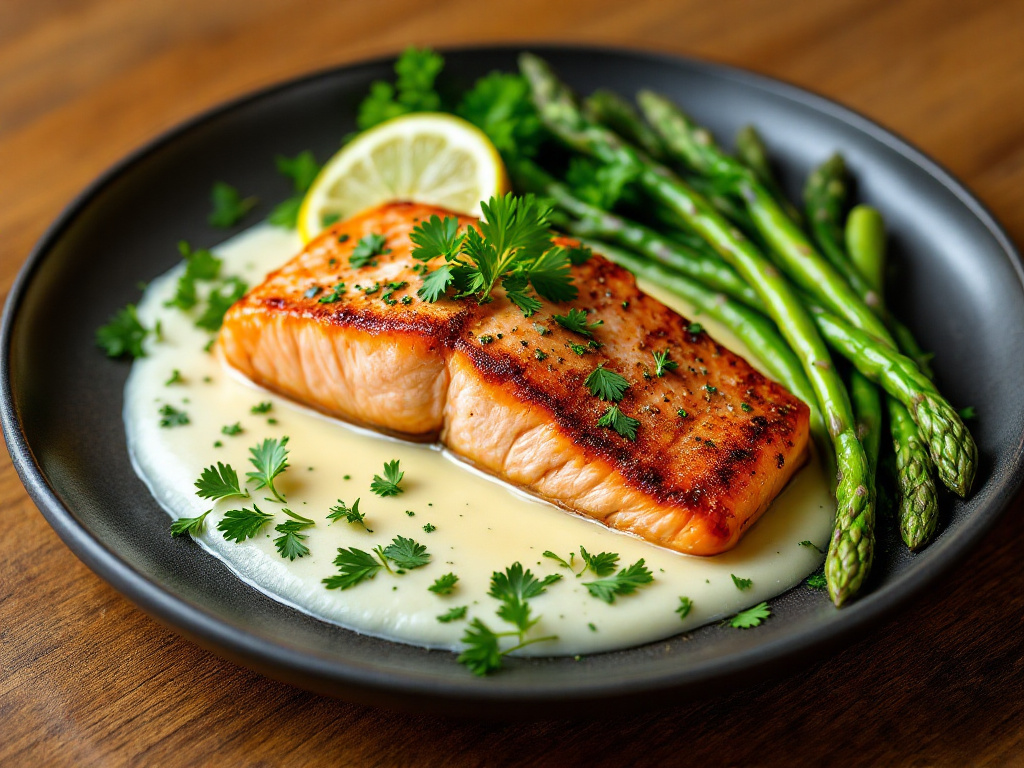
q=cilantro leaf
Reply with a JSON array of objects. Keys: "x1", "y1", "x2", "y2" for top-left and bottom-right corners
[
  {"x1": 158, "y1": 404, "x2": 189, "y2": 428},
  {"x1": 585, "y1": 364, "x2": 629, "y2": 402},
  {"x1": 731, "y1": 574, "x2": 753, "y2": 591},
  {"x1": 579, "y1": 547, "x2": 619, "y2": 577},
  {"x1": 273, "y1": 510, "x2": 315, "y2": 561},
  {"x1": 327, "y1": 498, "x2": 370, "y2": 531},
  {"x1": 457, "y1": 618, "x2": 504, "y2": 676},
  {"x1": 246, "y1": 436, "x2": 290, "y2": 503},
  {"x1": 597, "y1": 405, "x2": 640, "y2": 441},
  {"x1": 428, "y1": 572, "x2": 459, "y2": 595},
  {"x1": 322, "y1": 546, "x2": 383, "y2": 590},
  {"x1": 456, "y1": 72, "x2": 543, "y2": 159},
  {"x1": 583, "y1": 559, "x2": 653, "y2": 604},
  {"x1": 350, "y1": 233, "x2": 390, "y2": 268},
  {"x1": 370, "y1": 459, "x2": 404, "y2": 497},
  {"x1": 676, "y1": 596, "x2": 694, "y2": 620},
  {"x1": 170, "y1": 510, "x2": 210, "y2": 538},
  {"x1": 195, "y1": 277, "x2": 246, "y2": 332},
  {"x1": 729, "y1": 601, "x2": 771, "y2": 628},
  {"x1": 357, "y1": 47, "x2": 444, "y2": 130},
  {"x1": 553, "y1": 307, "x2": 602, "y2": 337},
  {"x1": 96, "y1": 304, "x2": 150, "y2": 358},
  {"x1": 437, "y1": 605, "x2": 468, "y2": 623},
  {"x1": 208, "y1": 182, "x2": 257, "y2": 228},
  {"x1": 194, "y1": 462, "x2": 249, "y2": 501},
  {"x1": 217, "y1": 505, "x2": 274, "y2": 543},
  {"x1": 653, "y1": 349, "x2": 679, "y2": 377},
  {"x1": 381, "y1": 535, "x2": 430, "y2": 570}
]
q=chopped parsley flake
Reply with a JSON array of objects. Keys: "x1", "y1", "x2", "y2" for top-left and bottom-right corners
[
  {"x1": 553, "y1": 307, "x2": 602, "y2": 337},
  {"x1": 251, "y1": 401, "x2": 273, "y2": 414},
  {"x1": 731, "y1": 574, "x2": 753, "y2": 590},
  {"x1": 437, "y1": 605, "x2": 468, "y2": 623},
  {"x1": 428, "y1": 572, "x2": 459, "y2": 595},
  {"x1": 676, "y1": 596, "x2": 693, "y2": 620},
  {"x1": 534, "y1": 349, "x2": 548, "y2": 361},
  {"x1": 165, "y1": 369, "x2": 183, "y2": 386},
  {"x1": 158, "y1": 404, "x2": 189, "y2": 428},
  {"x1": 327, "y1": 498, "x2": 370, "y2": 531},
  {"x1": 652, "y1": 350, "x2": 678, "y2": 377},
  {"x1": 350, "y1": 233, "x2": 391, "y2": 268},
  {"x1": 96, "y1": 304, "x2": 150, "y2": 359},
  {"x1": 221, "y1": 422, "x2": 243, "y2": 436},
  {"x1": 729, "y1": 601, "x2": 771, "y2": 628},
  {"x1": 582, "y1": 559, "x2": 653, "y2": 604},
  {"x1": 422, "y1": 523, "x2": 437, "y2": 533}
]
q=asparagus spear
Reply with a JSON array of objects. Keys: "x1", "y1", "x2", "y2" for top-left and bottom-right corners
[
  {"x1": 521, "y1": 52, "x2": 873, "y2": 605},
  {"x1": 638, "y1": 90, "x2": 894, "y2": 342},
  {"x1": 809, "y1": 307, "x2": 976, "y2": 498},
  {"x1": 639, "y1": 90, "x2": 975, "y2": 496},
  {"x1": 735, "y1": 125, "x2": 804, "y2": 225},
  {"x1": 586, "y1": 238, "x2": 829, "y2": 466},
  {"x1": 584, "y1": 89, "x2": 667, "y2": 161},
  {"x1": 844, "y1": 207, "x2": 939, "y2": 549}
]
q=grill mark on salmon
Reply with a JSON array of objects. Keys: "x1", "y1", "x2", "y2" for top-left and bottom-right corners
[{"x1": 218, "y1": 202, "x2": 810, "y2": 555}]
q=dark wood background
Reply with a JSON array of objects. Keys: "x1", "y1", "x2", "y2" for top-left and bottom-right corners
[{"x1": 3, "y1": 0, "x2": 1024, "y2": 764}]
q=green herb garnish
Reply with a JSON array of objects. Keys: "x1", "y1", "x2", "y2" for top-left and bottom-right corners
[
  {"x1": 170, "y1": 510, "x2": 210, "y2": 538},
  {"x1": 729, "y1": 601, "x2": 771, "y2": 628},
  {"x1": 370, "y1": 459, "x2": 404, "y2": 497},
  {"x1": 96, "y1": 304, "x2": 150, "y2": 359},
  {"x1": 158, "y1": 404, "x2": 189, "y2": 428},
  {"x1": 208, "y1": 182, "x2": 257, "y2": 228},
  {"x1": 246, "y1": 436, "x2": 290, "y2": 503},
  {"x1": 652, "y1": 350, "x2": 678, "y2": 377},
  {"x1": 597, "y1": 405, "x2": 639, "y2": 441},
  {"x1": 582, "y1": 559, "x2": 653, "y2": 604},
  {"x1": 217, "y1": 505, "x2": 274, "y2": 543},
  {"x1": 428, "y1": 573, "x2": 459, "y2": 595},
  {"x1": 350, "y1": 233, "x2": 390, "y2": 268},
  {"x1": 194, "y1": 462, "x2": 248, "y2": 501},
  {"x1": 585, "y1": 364, "x2": 629, "y2": 402},
  {"x1": 553, "y1": 307, "x2": 602, "y2": 337}
]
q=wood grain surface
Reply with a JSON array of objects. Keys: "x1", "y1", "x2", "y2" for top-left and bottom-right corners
[{"x1": 3, "y1": 0, "x2": 1024, "y2": 765}]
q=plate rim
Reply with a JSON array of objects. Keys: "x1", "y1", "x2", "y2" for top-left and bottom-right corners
[{"x1": 3, "y1": 42, "x2": 1023, "y2": 709}]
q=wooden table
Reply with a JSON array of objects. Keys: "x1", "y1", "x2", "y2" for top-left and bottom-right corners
[{"x1": 3, "y1": 1, "x2": 1023, "y2": 764}]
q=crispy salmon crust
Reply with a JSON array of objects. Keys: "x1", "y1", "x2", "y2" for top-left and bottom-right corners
[{"x1": 219, "y1": 202, "x2": 810, "y2": 555}]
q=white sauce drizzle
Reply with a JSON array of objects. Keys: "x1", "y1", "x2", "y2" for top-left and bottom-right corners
[{"x1": 126, "y1": 224, "x2": 833, "y2": 656}]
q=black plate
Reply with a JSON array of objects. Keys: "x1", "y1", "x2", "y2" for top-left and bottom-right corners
[{"x1": 3, "y1": 45, "x2": 1023, "y2": 718}]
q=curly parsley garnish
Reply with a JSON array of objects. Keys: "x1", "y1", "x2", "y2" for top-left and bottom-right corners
[
  {"x1": 370, "y1": 459, "x2": 405, "y2": 497},
  {"x1": 246, "y1": 436, "x2": 290, "y2": 503}
]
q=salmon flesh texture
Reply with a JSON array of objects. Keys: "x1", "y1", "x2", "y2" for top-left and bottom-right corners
[{"x1": 218, "y1": 202, "x2": 810, "y2": 555}]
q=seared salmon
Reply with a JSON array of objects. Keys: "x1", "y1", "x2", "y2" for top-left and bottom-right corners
[{"x1": 218, "y1": 202, "x2": 809, "y2": 555}]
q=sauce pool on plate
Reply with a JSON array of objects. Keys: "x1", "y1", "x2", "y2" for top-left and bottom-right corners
[{"x1": 126, "y1": 223, "x2": 833, "y2": 656}]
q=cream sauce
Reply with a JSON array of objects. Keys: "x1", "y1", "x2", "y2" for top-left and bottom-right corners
[{"x1": 126, "y1": 224, "x2": 833, "y2": 656}]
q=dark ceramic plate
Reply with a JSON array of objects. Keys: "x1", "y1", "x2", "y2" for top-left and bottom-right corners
[{"x1": 3, "y1": 46, "x2": 1022, "y2": 718}]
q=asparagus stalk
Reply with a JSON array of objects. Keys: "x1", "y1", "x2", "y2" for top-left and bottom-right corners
[
  {"x1": 735, "y1": 125, "x2": 804, "y2": 225},
  {"x1": 809, "y1": 307, "x2": 976, "y2": 497},
  {"x1": 844, "y1": 207, "x2": 939, "y2": 549},
  {"x1": 521, "y1": 53, "x2": 873, "y2": 606},
  {"x1": 586, "y1": 238, "x2": 829, "y2": 467},
  {"x1": 584, "y1": 89, "x2": 667, "y2": 161},
  {"x1": 638, "y1": 91, "x2": 894, "y2": 341}
]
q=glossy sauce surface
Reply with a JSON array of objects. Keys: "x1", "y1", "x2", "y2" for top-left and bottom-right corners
[{"x1": 126, "y1": 224, "x2": 832, "y2": 656}]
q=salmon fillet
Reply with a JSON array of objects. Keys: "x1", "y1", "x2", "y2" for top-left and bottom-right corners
[{"x1": 218, "y1": 202, "x2": 809, "y2": 555}]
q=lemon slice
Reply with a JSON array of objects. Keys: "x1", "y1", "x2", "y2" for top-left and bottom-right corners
[{"x1": 297, "y1": 112, "x2": 508, "y2": 242}]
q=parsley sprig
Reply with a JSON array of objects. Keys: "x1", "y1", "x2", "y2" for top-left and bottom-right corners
[
  {"x1": 410, "y1": 193, "x2": 580, "y2": 317},
  {"x1": 543, "y1": 546, "x2": 619, "y2": 578},
  {"x1": 170, "y1": 510, "x2": 210, "y2": 538},
  {"x1": 357, "y1": 47, "x2": 444, "y2": 131},
  {"x1": 217, "y1": 505, "x2": 274, "y2": 543},
  {"x1": 728, "y1": 601, "x2": 771, "y2": 628},
  {"x1": 370, "y1": 460, "x2": 404, "y2": 497},
  {"x1": 350, "y1": 233, "x2": 390, "y2": 268},
  {"x1": 327, "y1": 498, "x2": 370, "y2": 531},
  {"x1": 165, "y1": 241, "x2": 221, "y2": 311},
  {"x1": 322, "y1": 535, "x2": 431, "y2": 590},
  {"x1": 428, "y1": 573, "x2": 459, "y2": 595},
  {"x1": 96, "y1": 304, "x2": 150, "y2": 359},
  {"x1": 457, "y1": 562, "x2": 561, "y2": 676},
  {"x1": 597, "y1": 405, "x2": 640, "y2": 441},
  {"x1": 194, "y1": 462, "x2": 249, "y2": 501},
  {"x1": 582, "y1": 558, "x2": 654, "y2": 604},
  {"x1": 274, "y1": 509, "x2": 315, "y2": 561},
  {"x1": 246, "y1": 436, "x2": 290, "y2": 503},
  {"x1": 209, "y1": 182, "x2": 257, "y2": 228}
]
